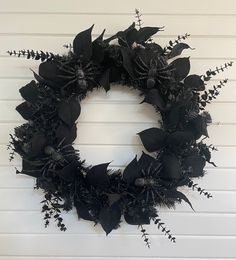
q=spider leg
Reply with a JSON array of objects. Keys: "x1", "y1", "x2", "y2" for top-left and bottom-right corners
[
  {"x1": 57, "y1": 137, "x2": 66, "y2": 148},
  {"x1": 59, "y1": 67, "x2": 75, "y2": 75},
  {"x1": 58, "y1": 75, "x2": 76, "y2": 79},
  {"x1": 137, "y1": 56, "x2": 149, "y2": 70},
  {"x1": 146, "y1": 189, "x2": 150, "y2": 203},
  {"x1": 62, "y1": 79, "x2": 78, "y2": 89}
]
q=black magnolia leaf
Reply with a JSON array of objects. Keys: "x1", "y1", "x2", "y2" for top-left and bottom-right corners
[
  {"x1": 184, "y1": 74, "x2": 205, "y2": 91},
  {"x1": 165, "y1": 190, "x2": 194, "y2": 210},
  {"x1": 142, "y1": 89, "x2": 165, "y2": 110},
  {"x1": 167, "y1": 131, "x2": 195, "y2": 147},
  {"x1": 184, "y1": 156, "x2": 206, "y2": 177},
  {"x1": 74, "y1": 200, "x2": 95, "y2": 221},
  {"x1": 168, "y1": 43, "x2": 191, "y2": 59},
  {"x1": 92, "y1": 29, "x2": 105, "y2": 63},
  {"x1": 55, "y1": 123, "x2": 77, "y2": 144},
  {"x1": 137, "y1": 26, "x2": 163, "y2": 43},
  {"x1": 20, "y1": 159, "x2": 42, "y2": 178},
  {"x1": 86, "y1": 162, "x2": 110, "y2": 188},
  {"x1": 73, "y1": 25, "x2": 94, "y2": 61},
  {"x1": 19, "y1": 80, "x2": 39, "y2": 103},
  {"x1": 138, "y1": 127, "x2": 167, "y2": 152},
  {"x1": 58, "y1": 98, "x2": 81, "y2": 126},
  {"x1": 99, "y1": 203, "x2": 121, "y2": 235},
  {"x1": 124, "y1": 210, "x2": 150, "y2": 225},
  {"x1": 58, "y1": 160, "x2": 78, "y2": 182},
  {"x1": 138, "y1": 152, "x2": 159, "y2": 172},
  {"x1": 120, "y1": 47, "x2": 135, "y2": 78},
  {"x1": 170, "y1": 57, "x2": 190, "y2": 81},
  {"x1": 162, "y1": 154, "x2": 182, "y2": 180},
  {"x1": 123, "y1": 156, "x2": 142, "y2": 184},
  {"x1": 99, "y1": 69, "x2": 110, "y2": 92},
  {"x1": 16, "y1": 102, "x2": 37, "y2": 120}
]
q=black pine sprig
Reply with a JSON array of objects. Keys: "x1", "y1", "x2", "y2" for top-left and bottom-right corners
[
  {"x1": 7, "y1": 49, "x2": 55, "y2": 61},
  {"x1": 203, "y1": 62, "x2": 233, "y2": 82},
  {"x1": 188, "y1": 180, "x2": 213, "y2": 199},
  {"x1": 164, "y1": 33, "x2": 191, "y2": 53},
  {"x1": 200, "y1": 79, "x2": 228, "y2": 109},
  {"x1": 139, "y1": 225, "x2": 151, "y2": 248},
  {"x1": 153, "y1": 215, "x2": 176, "y2": 243}
]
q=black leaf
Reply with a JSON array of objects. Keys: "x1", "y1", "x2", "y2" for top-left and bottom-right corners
[
  {"x1": 120, "y1": 47, "x2": 135, "y2": 78},
  {"x1": 138, "y1": 127, "x2": 167, "y2": 152},
  {"x1": 166, "y1": 131, "x2": 195, "y2": 147},
  {"x1": 74, "y1": 200, "x2": 95, "y2": 221},
  {"x1": 166, "y1": 190, "x2": 194, "y2": 211},
  {"x1": 55, "y1": 123, "x2": 77, "y2": 144},
  {"x1": 168, "y1": 43, "x2": 191, "y2": 59},
  {"x1": 58, "y1": 97, "x2": 81, "y2": 126},
  {"x1": 73, "y1": 25, "x2": 94, "y2": 61},
  {"x1": 123, "y1": 156, "x2": 142, "y2": 184},
  {"x1": 170, "y1": 57, "x2": 190, "y2": 81},
  {"x1": 19, "y1": 80, "x2": 39, "y2": 103},
  {"x1": 30, "y1": 133, "x2": 47, "y2": 156},
  {"x1": 184, "y1": 74, "x2": 205, "y2": 91},
  {"x1": 99, "y1": 69, "x2": 110, "y2": 92},
  {"x1": 86, "y1": 162, "x2": 110, "y2": 189},
  {"x1": 99, "y1": 202, "x2": 121, "y2": 235},
  {"x1": 138, "y1": 152, "x2": 159, "y2": 171},
  {"x1": 92, "y1": 29, "x2": 105, "y2": 63},
  {"x1": 16, "y1": 102, "x2": 37, "y2": 120},
  {"x1": 124, "y1": 210, "x2": 150, "y2": 225},
  {"x1": 141, "y1": 89, "x2": 165, "y2": 110},
  {"x1": 21, "y1": 159, "x2": 42, "y2": 178},
  {"x1": 58, "y1": 160, "x2": 79, "y2": 182},
  {"x1": 137, "y1": 26, "x2": 163, "y2": 43}
]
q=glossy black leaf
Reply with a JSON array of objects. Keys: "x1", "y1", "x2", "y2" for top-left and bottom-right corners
[
  {"x1": 58, "y1": 98, "x2": 81, "y2": 126},
  {"x1": 184, "y1": 156, "x2": 206, "y2": 177},
  {"x1": 168, "y1": 43, "x2": 191, "y2": 59},
  {"x1": 138, "y1": 127, "x2": 167, "y2": 152},
  {"x1": 142, "y1": 89, "x2": 165, "y2": 110},
  {"x1": 162, "y1": 154, "x2": 182, "y2": 180},
  {"x1": 184, "y1": 74, "x2": 205, "y2": 91},
  {"x1": 99, "y1": 69, "x2": 110, "y2": 92},
  {"x1": 120, "y1": 47, "x2": 135, "y2": 78},
  {"x1": 170, "y1": 57, "x2": 190, "y2": 81},
  {"x1": 86, "y1": 163, "x2": 110, "y2": 189},
  {"x1": 99, "y1": 203, "x2": 121, "y2": 235},
  {"x1": 16, "y1": 102, "x2": 36, "y2": 120},
  {"x1": 123, "y1": 156, "x2": 141, "y2": 184},
  {"x1": 74, "y1": 200, "x2": 95, "y2": 221},
  {"x1": 137, "y1": 26, "x2": 163, "y2": 43},
  {"x1": 92, "y1": 29, "x2": 105, "y2": 63},
  {"x1": 19, "y1": 80, "x2": 39, "y2": 103},
  {"x1": 73, "y1": 25, "x2": 94, "y2": 61},
  {"x1": 55, "y1": 123, "x2": 77, "y2": 144}
]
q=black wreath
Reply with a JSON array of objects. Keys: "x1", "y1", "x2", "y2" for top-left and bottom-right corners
[{"x1": 8, "y1": 12, "x2": 233, "y2": 246}]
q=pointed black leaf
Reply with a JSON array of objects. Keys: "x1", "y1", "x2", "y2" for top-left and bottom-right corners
[
  {"x1": 38, "y1": 60, "x2": 62, "y2": 85},
  {"x1": 99, "y1": 69, "x2": 110, "y2": 92},
  {"x1": 58, "y1": 97, "x2": 81, "y2": 126},
  {"x1": 123, "y1": 156, "x2": 142, "y2": 184},
  {"x1": 170, "y1": 57, "x2": 190, "y2": 81},
  {"x1": 166, "y1": 190, "x2": 194, "y2": 211},
  {"x1": 137, "y1": 26, "x2": 163, "y2": 43},
  {"x1": 92, "y1": 29, "x2": 105, "y2": 63},
  {"x1": 184, "y1": 74, "x2": 205, "y2": 91},
  {"x1": 16, "y1": 101, "x2": 36, "y2": 120},
  {"x1": 120, "y1": 47, "x2": 135, "y2": 78},
  {"x1": 73, "y1": 25, "x2": 94, "y2": 61},
  {"x1": 19, "y1": 80, "x2": 39, "y2": 103},
  {"x1": 74, "y1": 200, "x2": 95, "y2": 221},
  {"x1": 20, "y1": 159, "x2": 42, "y2": 178},
  {"x1": 55, "y1": 123, "x2": 77, "y2": 144},
  {"x1": 184, "y1": 156, "x2": 206, "y2": 177},
  {"x1": 167, "y1": 131, "x2": 195, "y2": 147},
  {"x1": 138, "y1": 152, "x2": 159, "y2": 172},
  {"x1": 99, "y1": 203, "x2": 121, "y2": 235},
  {"x1": 138, "y1": 127, "x2": 167, "y2": 152},
  {"x1": 58, "y1": 160, "x2": 79, "y2": 182},
  {"x1": 162, "y1": 154, "x2": 182, "y2": 180},
  {"x1": 142, "y1": 89, "x2": 165, "y2": 110},
  {"x1": 86, "y1": 162, "x2": 110, "y2": 189},
  {"x1": 168, "y1": 43, "x2": 191, "y2": 59},
  {"x1": 30, "y1": 133, "x2": 47, "y2": 156}
]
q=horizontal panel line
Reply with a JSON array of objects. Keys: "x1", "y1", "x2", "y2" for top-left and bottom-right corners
[
  {"x1": 1, "y1": 32, "x2": 236, "y2": 38},
  {"x1": 0, "y1": 12, "x2": 236, "y2": 16}
]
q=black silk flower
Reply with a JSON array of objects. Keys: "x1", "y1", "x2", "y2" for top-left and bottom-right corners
[{"x1": 7, "y1": 10, "x2": 233, "y2": 247}]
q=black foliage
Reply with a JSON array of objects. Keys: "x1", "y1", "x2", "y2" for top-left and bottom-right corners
[{"x1": 7, "y1": 9, "x2": 232, "y2": 247}]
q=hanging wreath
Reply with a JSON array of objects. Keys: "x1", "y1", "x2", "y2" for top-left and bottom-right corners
[{"x1": 7, "y1": 10, "x2": 233, "y2": 247}]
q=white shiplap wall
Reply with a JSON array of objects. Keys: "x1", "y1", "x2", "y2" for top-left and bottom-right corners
[{"x1": 0, "y1": 0, "x2": 236, "y2": 259}]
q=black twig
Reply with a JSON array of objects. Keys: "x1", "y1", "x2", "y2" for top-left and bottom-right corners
[
  {"x1": 203, "y1": 62, "x2": 233, "y2": 82},
  {"x1": 164, "y1": 33, "x2": 191, "y2": 53},
  {"x1": 188, "y1": 180, "x2": 213, "y2": 199},
  {"x1": 153, "y1": 215, "x2": 176, "y2": 243},
  {"x1": 135, "y1": 9, "x2": 143, "y2": 29},
  {"x1": 7, "y1": 49, "x2": 55, "y2": 61},
  {"x1": 139, "y1": 225, "x2": 151, "y2": 248}
]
